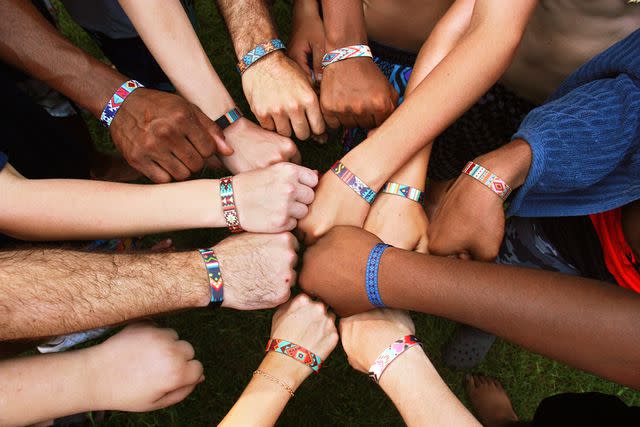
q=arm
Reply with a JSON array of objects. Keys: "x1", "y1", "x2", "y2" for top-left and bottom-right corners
[
  {"x1": 216, "y1": 0, "x2": 325, "y2": 140},
  {"x1": 0, "y1": 232, "x2": 298, "y2": 340},
  {"x1": 219, "y1": 294, "x2": 338, "y2": 426},
  {"x1": 301, "y1": 226, "x2": 640, "y2": 389},
  {"x1": 288, "y1": 0, "x2": 325, "y2": 80},
  {"x1": 0, "y1": 0, "x2": 228, "y2": 183},
  {"x1": 0, "y1": 161, "x2": 318, "y2": 240}
]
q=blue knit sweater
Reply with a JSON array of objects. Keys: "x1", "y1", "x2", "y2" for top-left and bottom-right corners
[{"x1": 507, "y1": 29, "x2": 640, "y2": 217}]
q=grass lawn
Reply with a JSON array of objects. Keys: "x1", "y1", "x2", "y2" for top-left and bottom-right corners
[{"x1": 52, "y1": 1, "x2": 640, "y2": 425}]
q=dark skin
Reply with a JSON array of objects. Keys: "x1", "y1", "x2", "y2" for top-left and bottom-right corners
[
  {"x1": 300, "y1": 226, "x2": 640, "y2": 389},
  {"x1": 0, "y1": 0, "x2": 231, "y2": 183}
]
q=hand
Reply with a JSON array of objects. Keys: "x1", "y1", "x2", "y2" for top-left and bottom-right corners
[
  {"x1": 364, "y1": 194, "x2": 429, "y2": 252},
  {"x1": 86, "y1": 322, "x2": 203, "y2": 412},
  {"x1": 234, "y1": 163, "x2": 318, "y2": 233},
  {"x1": 339, "y1": 309, "x2": 415, "y2": 373},
  {"x1": 288, "y1": 0, "x2": 325, "y2": 82},
  {"x1": 320, "y1": 58, "x2": 399, "y2": 129},
  {"x1": 222, "y1": 118, "x2": 301, "y2": 174},
  {"x1": 299, "y1": 226, "x2": 382, "y2": 316},
  {"x1": 215, "y1": 232, "x2": 298, "y2": 310},
  {"x1": 110, "y1": 88, "x2": 233, "y2": 183},
  {"x1": 242, "y1": 52, "x2": 325, "y2": 140},
  {"x1": 297, "y1": 170, "x2": 371, "y2": 245}
]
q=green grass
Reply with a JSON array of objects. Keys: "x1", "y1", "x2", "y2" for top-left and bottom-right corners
[{"x1": 51, "y1": 1, "x2": 640, "y2": 425}]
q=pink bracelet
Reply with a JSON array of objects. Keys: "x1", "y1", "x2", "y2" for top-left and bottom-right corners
[
  {"x1": 368, "y1": 335, "x2": 423, "y2": 383},
  {"x1": 462, "y1": 161, "x2": 513, "y2": 200}
]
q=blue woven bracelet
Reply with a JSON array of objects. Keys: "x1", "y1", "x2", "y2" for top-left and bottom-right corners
[
  {"x1": 365, "y1": 243, "x2": 391, "y2": 307},
  {"x1": 100, "y1": 80, "x2": 144, "y2": 128},
  {"x1": 236, "y1": 39, "x2": 286, "y2": 74}
]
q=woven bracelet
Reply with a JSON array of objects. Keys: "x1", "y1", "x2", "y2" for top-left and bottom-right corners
[
  {"x1": 237, "y1": 39, "x2": 286, "y2": 74},
  {"x1": 321, "y1": 44, "x2": 373, "y2": 68},
  {"x1": 365, "y1": 243, "x2": 391, "y2": 308},
  {"x1": 198, "y1": 248, "x2": 224, "y2": 305},
  {"x1": 381, "y1": 182, "x2": 425, "y2": 205},
  {"x1": 266, "y1": 338, "x2": 323, "y2": 374},
  {"x1": 462, "y1": 161, "x2": 512, "y2": 200},
  {"x1": 331, "y1": 161, "x2": 377, "y2": 204},
  {"x1": 220, "y1": 176, "x2": 243, "y2": 233},
  {"x1": 215, "y1": 107, "x2": 243, "y2": 130},
  {"x1": 368, "y1": 335, "x2": 423, "y2": 383},
  {"x1": 100, "y1": 80, "x2": 144, "y2": 127}
]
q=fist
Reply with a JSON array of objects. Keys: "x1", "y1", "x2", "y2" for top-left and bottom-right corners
[
  {"x1": 234, "y1": 163, "x2": 318, "y2": 233},
  {"x1": 339, "y1": 309, "x2": 415, "y2": 373},
  {"x1": 215, "y1": 232, "x2": 298, "y2": 310},
  {"x1": 87, "y1": 323, "x2": 203, "y2": 412}
]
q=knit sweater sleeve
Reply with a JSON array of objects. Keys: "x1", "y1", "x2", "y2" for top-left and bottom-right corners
[{"x1": 507, "y1": 74, "x2": 640, "y2": 217}]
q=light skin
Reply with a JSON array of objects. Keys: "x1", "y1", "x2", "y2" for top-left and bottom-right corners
[
  {"x1": 0, "y1": 231, "x2": 299, "y2": 340},
  {"x1": 117, "y1": 0, "x2": 301, "y2": 173},
  {"x1": 0, "y1": 323, "x2": 204, "y2": 427},
  {"x1": 217, "y1": 0, "x2": 325, "y2": 140},
  {"x1": 219, "y1": 294, "x2": 339, "y2": 426},
  {"x1": 0, "y1": 0, "x2": 231, "y2": 184},
  {"x1": 300, "y1": 226, "x2": 640, "y2": 389},
  {"x1": 0, "y1": 161, "x2": 317, "y2": 240},
  {"x1": 340, "y1": 310, "x2": 480, "y2": 427},
  {"x1": 298, "y1": 0, "x2": 538, "y2": 244}
]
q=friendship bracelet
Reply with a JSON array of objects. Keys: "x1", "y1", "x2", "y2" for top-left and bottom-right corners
[
  {"x1": 462, "y1": 161, "x2": 512, "y2": 200},
  {"x1": 321, "y1": 44, "x2": 373, "y2": 68},
  {"x1": 365, "y1": 243, "x2": 391, "y2": 308},
  {"x1": 100, "y1": 80, "x2": 144, "y2": 127},
  {"x1": 381, "y1": 182, "x2": 425, "y2": 205},
  {"x1": 368, "y1": 335, "x2": 423, "y2": 383},
  {"x1": 266, "y1": 338, "x2": 323, "y2": 374},
  {"x1": 198, "y1": 248, "x2": 224, "y2": 305},
  {"x1": 236, "y1": 39, "x2": 286, "y2": 74},
  {"x1": 220, "y1": 177, "x2": 243, "y2": 233},
  {"x1": 214, "y1": 107, "x2": 243, "y2": 130},
  {"x1": 331, "y1": 161, "x2": 377, "y2": 204},
  {"x1": 253, "y1": 369, "x2": 295, "y2": 397}
]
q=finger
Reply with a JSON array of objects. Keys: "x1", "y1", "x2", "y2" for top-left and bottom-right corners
[
  {"x1": 154, "y1": 383, "x2": 198, "y2": 409},
  {"x1": 273, "y1": 112, "x2": 293, "y2": 138},
  {"x1": 184, "y1": 111, "x2": 217, "y2": 159},
  {"x1": 415, "y1": 236, "x2": 429, "y2": 254},
  {"x1": 258, "y1": 114, "x2": 277, "y2": 132},
  {"x1": 290, "y1": 49, "x2": 312, "y2": 77},
  {"x1": 295, "y1": 183, "x2": 315, "y2": 205},
  {"x1": 182, "y1": 359, "x2": 205, "y2": 385},
  {"x1": 339, "y1": 113, "x2": 359, "y2": 129},
  {"x1": 305, "y1": 100, "x2": 326, "y2": 136},
  {"x1": 155, "y1": 153, "x2": 192, "y2": 181},
  {"x1": 159, "y1": 328, "x2": 180, "y2": 341},
  {"x1": 289, "y1": 202, "x2": 309, "y2": 220},
  {"x1": 143, "y1": 160, "x2": 173, "y2": 184},
  {"x1": 354, "y1": 112, "x2": 376, "y2": 130},
  {"x1": 193, "y1": 108, "x2": 233, "y2": 156},
  {"x1": 297, "y1": 166, "x2": 319, "y2": 188},
  {"x1": 289, "y1": 108, "x2": 312, "y2": 140},
  {"x1": 322, "y1": 110, "x2": 341, "y2": 129},
  {"x1": 172, "y1": 138, "x2": 205, "y2": 173},
  {"x1": 288, "y1": 231, "x2": 301, "y2": 253},
  {"x1": 174, "y1": 340, "x2": 196, "y2": 360},
  {"x1": 312, "y1": 45, "x2": 324, "y2": 82}
]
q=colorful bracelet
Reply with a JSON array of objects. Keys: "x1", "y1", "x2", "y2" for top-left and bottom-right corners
[
  {"x1": 253, "y1": 369, "x2": 295, "y2": 397},
  {"x1": 266, "y1": 338, "x2": 323, "y2": 374},
  {"x1": 321, "y1": 44, "x2": 373, "y2": 68},
  {"x1": 368, "y1": 335, "x2": 423, "y2": 383},
  {"x1": 331, "y1": 161, "x2": 377, "y2": 204},
  {"x1": 236, "y1": 39, "x2": 286, "y2": 74},
  {"x1": 214, "y1": 107, "x2": 243, "y2": 130},
  {"x1": 198, "y1": 248, "x2": 224, "y2": 305},
  {"x1": 365, "y1": 243, "x2": 391, "y2": 308},
  {"x1": 462, "y1": 161, "x2": 512, "y2": 200},
  {"x1": 381, "y1": 182, "x2": 425, "y2": 205},
  {"x1": 100, "y1": 80, "x2": 144, "y2": 128},
  {"x1": 220, "y1": 177, "x2": 243, "y2": 233}
]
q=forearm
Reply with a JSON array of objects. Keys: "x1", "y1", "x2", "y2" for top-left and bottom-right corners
[
  {"x1": 118, "y1": 0, "x2": 235, "y2": 119},
  {"x1": 0, "y1": 350, "x2": 95, "y2": 426},
  {"x1": 0, "y1": 166, "x2": 224, "y2": 240},
  {"x1": 320, "y1": 0, "x2": 367, "y2": 49},
  {"x1": 0, "y1": 0, "x2": 125, "y2": 118},
  {"x1": 216, "y1": 0, "x2": 279, "y2": 57},
  {"x1": 219, "y1": 353, "x2": 308, "y2": 426},
  {"x1": 380, "y1": 250, "x2": 640, "y2": 388},
  {"x1": 380, "y1": 347, "x2": 479, "y2": 426},
  {"x1": 0, "y1": 249, "x2": 209, "y2": 340}
]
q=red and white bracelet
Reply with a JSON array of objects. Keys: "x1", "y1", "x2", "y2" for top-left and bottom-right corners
[
  {"x1": 220, "y1": 176, "x2": 243, "y2": 233},
  {"x1": 321, "y1": 44, "x2": 373, "y2": 68},
  {"x1": 462, "y1": 161, "x2": 512, "y2": 200}
]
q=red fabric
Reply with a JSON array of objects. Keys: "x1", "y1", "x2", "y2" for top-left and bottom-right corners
[{"x1": 590, "y1": 208, "x2": 640, "y2": 293}]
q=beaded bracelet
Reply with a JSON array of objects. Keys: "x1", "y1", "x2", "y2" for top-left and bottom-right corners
[
  {"x1": 368, "y1": 335, "x2": 423, "y2": 383},
  {"x1": 462, "y1": 161, "x2": 512, "y2": 200},
  {"x1": 237, "y1": 39, "x2": 286, "y2": 74},
  {"x1": 365, "y1": 243, "x2": 391, "y2": 308},
  {"x1": 266, "y1": 338, "x2": 323, "y2": 374},
  {"x1": 215, "y1": 107, "x2": 243, "y2": 130},
  {"x1": 197, "y1": 248, "x2": 224, "y2": 305},
  {"x1": 381, "y1": 182, "x2": 425, "y2": 205},
  {"x1": 321, "y1": 44, "x2": 373, "y2": 68},
  {"x1": 220, "y1": 177, "x2": 243, "y2": 233},
  {"x1": 331, "y1": 161, "x2": 377, "y2": 204},
  {"x1": 100, "y1": 80, "x2": 144, "y2": 127},
  {"x1": 254, "y1": 369, "x2": 295, "y2": 397}
]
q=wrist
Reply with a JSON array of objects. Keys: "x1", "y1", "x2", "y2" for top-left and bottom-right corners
[
  {"x1": 260, "y1": 352, "x2": 311, "y2": 390},
  {"x1": 191, "y1": 250, "x2": 216, "y2": 308},
  {"x1": 241, "y1": 49, "x2": 287, "y2": 78},
  {"x1": 378, "y1": 345, "x2": 429, "y2": 392},
  {"x1": 474, "y1": 139, "x2": 531, "y2": 189},
  {"x1": 340, "y1": 151, "x2": 387, "y2": 191}
]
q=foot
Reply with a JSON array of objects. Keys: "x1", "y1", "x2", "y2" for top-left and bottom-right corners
[{"x1": 465, "y1": 374, "x2": 519, "y2": 427}]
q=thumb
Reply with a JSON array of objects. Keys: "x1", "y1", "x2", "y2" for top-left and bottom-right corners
[
  {"x1": 415, "y1": 235, "x2": 429, "y2": 254},
  {"x1": 194, "y1": 107, "x2": 234, "y2": 156}
]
